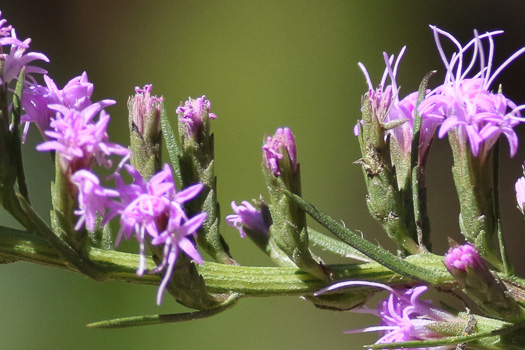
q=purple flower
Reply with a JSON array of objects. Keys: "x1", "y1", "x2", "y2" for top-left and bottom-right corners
[
  {"x1": 357, "y1": 47, "x2": 440, "y2": 159},
  {"x1": 419, "y1": 26, "x2": 525, "y2": 162},
  {"x1": 262, "y1": 127, "x2": 297, "y2": 176},
  {"x1": 112, "y1": 164, "x2": 205, "y2": 305},
  {"x1": 516, "y1": 172, "x2": 525, "y2": 214},
  {"x1": 22, "y1": 72, "x2": 94, "y2": 140},
  {"x1": 70, "y1": 170, "x2": 120, "y2": 232},
  {"x1": 36, "y1": 103, "x2": 130, "y2": 172},
  {"x1": 0, "y1": 26, "x2": 48, "y2": 85},
  {"x1": 318, "y1": 282, "x2": 458, "y2": 349},
  {"x1": 150, "y1": 212, "x2": 206, "y2": 305},
  {"x1": 0, "y1": 11, "x2": 26, "y2": 47},
  {"x1": 357, "y1": 47, "x2": 405, "y2": 128},
  {"x1": 226, "y1": 200, "x2": 270, "y2": 237},
  {"x1": 176, "y1": 95, "x2": 217, "y2": 137}
]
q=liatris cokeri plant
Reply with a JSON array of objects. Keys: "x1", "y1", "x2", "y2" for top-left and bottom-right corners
[{"x1": 4, "y1": 9, "x2": 525, "y2": 349}]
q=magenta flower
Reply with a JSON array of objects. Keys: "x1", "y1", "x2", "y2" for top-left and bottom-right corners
[
  {"x1": 150, "y1": 211, "x2": 206, "y2": 305},
  {"x1": 70, "y1": 170, "x2": 120, "y2": 232},
  {"x1": 176, "y1": 95, "x2": 217, "y2": 137},
  {"x1": 0, "y1": 12, "x2": 26, "y2": 47},
  {"x1": 419, "y1": 26, "x2": 525, "y2": 162},
  {"x1": 357, "y1": 47, "x2": 440, "y2": 159},
  {"x1": 226, "y1": 200, "x2": 270, "y2": 238},
  {"x1": 112, "y1": 164, "x2": 206, "y2": 305},
  {"x1": 318, "y1": 281, "x2": 458, "y2": 349},
  {"x1": 36, "y1": 103, "x2": 130, "y2": 172},
  {"x1": 22, "y1": 72, "x2": 95, "y2": 140},
  {"x1": 0, "y1": 26, "x2": 48, "y2": 85},
  {"x1": 262, "y1": 127, "x2": 298, "y2": 176},
  {"x1": 357, "y1": 47, "x2": 405, "y2": 130}
]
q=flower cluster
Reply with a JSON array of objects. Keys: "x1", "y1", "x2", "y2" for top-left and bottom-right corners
[
  {"x1": 356, "y1": 286, "x2": 458, "y2": 349},
  {"x1": 316, "y1": 281, "x2": 460, "y2": 349},
  {"x1": 418, "y1": 26, "x2": 525, "y2": 163},
  {"x1": 72, "y1": 163, "x2": 206, "y2": 305},
  {"x1": 0, "y1": 11, "x2": 48, "y2": 86},
  {"x1": 22, "y1": 72, "x2": 95, "y2": 139},
  {"x1": 21, "y1": 72, "x2": 208, "y2": 304},
  {"x1": 357, "y1": 26, "x2": 525, "y2": 164}
]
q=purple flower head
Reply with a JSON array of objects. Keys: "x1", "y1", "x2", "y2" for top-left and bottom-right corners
[
  {"x1": 262, "y1": 127, "x2": 298, "y2": 177},
  {"x1": 0, "y1": 11, "x2": 26, "y2": 47},
  {"x1": 357, "y1": 47, "x2": 405, "y2": 129},
  {"x1": 357, "y1": 47, "x2": 440, "y2": 159},
  {"x1": 0, "y1": 28, "x2": 48, "y2": 85},
  {"x1": 516, "y1": 169, "x2": 525, "y2": 214},
  {"x1": 318, "y1": 281, "x2": 458, "y2": 349},
  {"x1": 71, "y1": 169, "x2": 120, "y2": 232},
  {"x1": 176, "y1": 95, "x2": 216, "y2": 137},
  {"x1": 112, "y1": 164, "x2": 205, "y2": 305},
  {"x1": 22, "y1": 72, "x2": 95, "y2": 140},
  {"x1": 150, "y1": 211, "x2": 206, "y2": 305},
  {"x1": 226, "y1": 199, "x2": 270, "y2": 238},
  {"x1": 444, "y1": 243, "x2": 486, "y2": 272},
  {"x1": 129, "y1": 84, "x2": 163, "y2": 141},
  {"x1": 419, "y1": 26, "x2": 525, "y2": 163},
  {"x1": 36, "y1": 102, "x2": 130, "y2": 173}
]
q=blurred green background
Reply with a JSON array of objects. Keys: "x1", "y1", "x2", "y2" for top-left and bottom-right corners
[{"x1": 2, "y1": 1, "x2": 525, "y2": 349}]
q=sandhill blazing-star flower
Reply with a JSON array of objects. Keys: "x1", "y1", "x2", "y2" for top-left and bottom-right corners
[
  {"x1": 317, "y1": 281, "x2": 460, "y2": 349},
  {"x1": 22, "y1": 72, "x2": 94, "y2": 140},
  {"x1": 419, "y1": 26, "x2": 525, "y2": 162},
  {"x1": 111, "y1": 164, "x2": 206, "y2": 305},
  {"x1": 356, "y1": 47, "x2": 440, "y2": 160},
  {"x1": 36, "y1": 103, "x2": 130, "y2": 172},
  {"x1": 0, "y1": 13, "x2": 48, "y2": 85}
]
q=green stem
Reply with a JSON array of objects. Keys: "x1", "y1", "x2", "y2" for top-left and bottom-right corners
[
  {"x1": 18, "y1": 195, "x2": 104, "y2": 281},
  {"x1": 0, "y1": 224, "x2": 460, "y2": 296}
]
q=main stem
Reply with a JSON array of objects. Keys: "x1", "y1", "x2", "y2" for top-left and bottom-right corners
[{"x1": 0, "y1": 226, "x2": 464, "y2": 297}]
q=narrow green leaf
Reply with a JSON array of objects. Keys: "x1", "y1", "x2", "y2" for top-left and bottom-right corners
[
  {"x1": 87, "y1": 294, "x2": 239, "y2": 328},
  {"x1": 410, "y1": 70, "x2": 436, "y2": 252},
  {"x1": 309, "y1": 228, "x2": 369, "y2": 261},
  {"x1": 160, "y1": 107, "x2": 183, "y2": 186},
  {"x1": 11, "y1": 68, "x2": 30, "y2": 202},
  {"x1": 283, "y1": 190, "x2": 441, "y2": 284}
]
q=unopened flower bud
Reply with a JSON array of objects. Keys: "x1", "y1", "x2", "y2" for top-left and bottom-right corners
[
  {"x1": 128, "y1": 84, "x2": 163, "y2": 176},
  {"x1": 262, "y1": 127, "x2": 298, "y2": 179},
  {"x1": 262, "y1": 127, "x2": 329, "y2": 281},
  {"x1": 444, "y1": 243, "x2": 525, "y2": 322}
]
